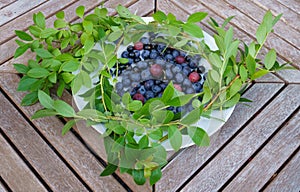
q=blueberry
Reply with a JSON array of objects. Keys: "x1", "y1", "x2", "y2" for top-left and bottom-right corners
[
  {"x1": 127, "y1": 45, "x2": 134, "y2": 52},
  {"x1": 144, "y1": 79, "x2": 155, "y2": 90},
  {"x1": 157, "y1": 44, "x2": 166, "y2": 53},
  {"x1": 134, "y1": 58, "x2": 141, "y2": 63},
  {"x1": 175, "y1": 73, "x2": 184, "y2": 83},
  {"x1": 127, "y1": 58, "x2": 133, "y2": 65},
  {"x1": 144, "y1": 44, "x2": 152, "y2": 50},
  {"x1": 137, "y1": 61, "x2": 148, "y2": 69},
  {"x1": 165, "y1": 53, "x2": 174, "y2": 61},
  {"x1": 140, "y1": 37, "x2": 150, "y2": 44},
  {"x1": 133, "y1": 50, "x2": 140, "y2": 57},
  {"x1": 130, "y1": 88, "x2": 137, "y2": 96},
  {"x1": 185, "y1": 55, "x2": 192, "y2": 62},
  {"x1": 142, "y1": 50, "x2": 150, "y2": 59},
  {"x1": 172, "y1": 65, "x2": 182, "y2": 73},
  {"x1": 172, "y1": 50, "x2": 180, "y2": 58},
  {"x1": 157, "y1": 92, "x2": 163, "y2": 97},
  {"x1": 121, "y1": 51, "x2": 129, "y2": 58},
  {"x1": 152, "y1": 85, "x2": 162, "y2": 93},
  {"x1": 197, "y1": 66, "x2": 205, "y2": 73},
  {"x1": 128, "y1": 52, "x2": 135, "y2": 58},
  {"x1": 183, "y1": 79, "x2": 191, "y2": 87},
  {"x1": 189, "y1": 60, "x2": 198, "y2": 68},
  {"x1": 155, "y1": 80, "x2": 162, "y2": 85},
  {"x1": 160, "y1": 83, "x2": 167, "y2": 90},
  {"x1": 165, "y1": 48, "x2": 172, "y2": 54},
  {"x1": 138, "y1": 85, "x2": 146, "y2": 95},
  {"x1": 182, "y1": 66, "x2": 192, "y2": 76},
  {"x1": 130, "y1": 73, "x2": 141, "y2": 82},
  {"x1": 150, "y1": 50, "x2": 159, "y2": 59},
  {"x1": 165, "y1": 69, "x2": 173, "y2": 79},
  {"x1": 122, "y1": 78, "x2": 131, "y2": 86},
  {"x1": 176, "y1": 106, "x2": 182, "y2": 113},
  {"x1": 145, "y1": 90, "x2": 155, "y2": 99},
  {"x1": 186, "y1": 87, "x2": 194, "y2": 94},
  {"x1": 115, "y1": 82, "x2": 123, "y2": 92},
  {"x1": 193, "y1": 82, "x2": 203, "y2": 93},
  {"x1": 141, "y1": 69, "x2": 151, "y2": 81}
]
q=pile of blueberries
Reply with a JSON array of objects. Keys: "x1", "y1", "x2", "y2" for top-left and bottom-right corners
[{"x1": 114, "y1": 34, "x2": 207, "y2": 113}]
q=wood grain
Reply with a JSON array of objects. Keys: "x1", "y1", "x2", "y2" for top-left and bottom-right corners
[
  {"x1": 264, "y1": 150, "x2": 300, "y2": 192},
  {"x1": 0, "y1": 92, "x2": 88, "y2": 192},
  {"x1": 0, "y1": 73, "x2": 126, "y2": 192},
  {"x1": 181, "y1": 84, "x2": 300, "y2": 192},
  {"x1": 252, "y1": 0, "x2": 300, "y2": 31},
  {"x1": 0, "y1": 134, "x2": 47, "y2": 192},
  {"x1": 0, "y1": 0, "x2": 78, "y2": 44},
  {"x1": 276, "y1": 0, "x2": 300, "y2": 14},
  {"x1": 0, "y1": 181, "x2": 8, "y2": 192},
  {"x1": 0, "y1": 0, "x2": 16, "y2": 9},
  {"x1": 0, "y1": 0, "x2": 47, "y2": 26},
  {"x1": 223, "y1": 111, "x2": 300, "y2": 191},
  {"x1": 155, "y1": 83, "x2": 284, "y2": 191}
]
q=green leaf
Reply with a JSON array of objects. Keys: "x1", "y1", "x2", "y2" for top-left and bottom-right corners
[
  {"x1": 168, "y1": 125, "x2": 182, "y2": 151},
  {"x1": 70, "y1": 23, "x2": 83, "y2": 32},
  {"x1": 264, "y1": 49, "x2": 276, "y2": 70},
  {"x1": 14, "y1": 44, "x2": 30, "y2": 58},
  {"x1": 35, "y1": 48, "x2": 53, "y2": 58},
  {"x1": 13, "y1": 64, "x2": 29, "y2": 74},
  {"x1": 222, "y1": 16, "x2": 234, "y2": 28},
  {"x1": 152, "y1": 110, "x2": 174, "y2": 124},
  {"x1": 272, "y1": 13, "x2": 282, "y2": 27},
  {"x1": 35, "y1": 12, "x2": 46, "y2": 29},
  {"x1": 138, "y1": 135, "x2": 149, "y2": 148},
  {"x1": 100, "y1": 163, "x2": 118, "y2": 176},
  {"x1": 225, "y1": 40, "x2": 239, "y2": 59},
  {"x1": 239, "y1": 65, "x2": 248, "y2": 82},
  {"x1": 27, "y1": 68, "x2": 50, "y2": 78},
  {"x1": 29, "y1": 25, "x2": 42, "y2": 37},
  {"x1": 181, "y1": 107, "x2": 202, "y2": 125},
  {"x1": 150, "y1": 168, "x2": 162, "y2": 185},
  {"x1": 56, "y1": 11, "x2": 65, "y2": 19},
  {"x1": 53, "y1": 100, "x2": 75, "y2": 117},
  {"x1": 229, "y1": 78, "x2": 242, "y2": 97},
  {"x1": 57, "y1": 80, "x2": 65, "y2": 97},
  {"x1": 76, "y1": 6, "x2": 85, "y2": 18},
  {"x1": 38, "y1": 90, "x2": 54, "y2": 109},
  {"x1": 167, "y1": 94, "x2": 195, "y2": 107},
  {"x1": 40, "y1": 28, "x2": 58, "y2": 38},
  {"x1": 224, "y1": 93, "x2": 240, "y2": 108},
  {"x1": 132, "y1": 169, "x2": 146, "y2": 185},
  {"x1": 54, "y1": 19, "x2": 67, "y2": 28},
  {"x1": 61, "y1": 60, "x2": 80, "y2": 72},
  {"x1": 17, "y1": 77, "x2": 38, "y2": 91},
  {"x1": 256, "y1": 24, "x2": 266, "y2": 44},
  {"x1": 122, "y1": 92, "x2": 131, "y2": 105},
  {"x1": 21, "y1": 91, "x2": 38, "y2": 106},
  {"x1": 127, "y1": 100, "x2": 143, "y2": 111},
  {"x1": 62, "y1": 119, "x2": 76, "y2": 135},
  {"x1": 182, "y1": 22, "x2": 204, "y2": 38},
  {"x1": 152, "y1": 11, "x2": 167, "y2": 23},
  {"x1": 173, "y1": 39, "x2": 188, "y2": 48},
  {"x1": 210, "y1": 70, "x2": 220, "y2": 83},
  {"x1": 187, "y1": 126, "x2": 209, "y2": 146},
  {"x1": 83, "y1": 20, "x2": 93, "y2": 35},
  {"x1": 209, "y1": 53, "x2": 222, "y2": 68},
  {"x1": 15, "y1": 30, "x2": 33, "y2": 41},
  {"x1": 187, "y1": 12, "x2": 208, "y2": 23},
  {"x1": 48, "y1": 73, "x2": 57, "y2": 83},
  {"x1": 77, "y1": 109, "x2": 105, "y2": 120},
  {"x1": 161, "y1": 82, "x2": 174, "y2": 103},
  {"x1": 251, "y1": 69, "x2": 270, "y2": 80},
  {"x1": 149, "y1": 128, "x2": 163, "y2": 140},
  {"x1": 31, "y1": 109, "x2": 58, "y2": 119},
  {"x1": 107, "y1": 30, "x2": 123, "y2": 42},
  {"x1": 202, "y1": 85, "x2": 212, "y2": 104},
  {"x1": 246, "y1": 54, "x2": 256, "y2": 75}
]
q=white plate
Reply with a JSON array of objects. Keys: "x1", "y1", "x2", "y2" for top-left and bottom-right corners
[{"x1": 73, "y1": 17, "x2": 235, "y2": 151}]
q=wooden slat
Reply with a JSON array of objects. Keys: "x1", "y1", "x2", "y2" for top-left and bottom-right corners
[
  {"x1": 0, "y1": 73, "x2": 126, "y2": 191},
  {"x1": 0, "y1": 134, "x2": 47, "y2": 192},
  {"x1": 252, "y1": 0, "x2": 300, "y2": 31},
  {"x1": 0, "y1": 93, "x2": 88, "y2": 191},
  {"x1": 223, "y1": 111, "x2": 300, "y2": 191},
  {"x1": 225, "y1": 0, "x2": 300, "y2": 48},
  {"x1": 155, "y1": 83, "x2": 284, "y2": 191},
  {"x1": 0, "y1": 0, "x2": 78, "y2": 44},
  {"x1": 181, "y1": 84, "x2": 300, "y2": 191},
  {"x1": 0, "y1": 0, "x2": 16, "y2": 9},
  {"x1": 276, "y1": 0, "x2": 300, "y2": 14},
  {"x1": 0, "y1": 181, "x2": 8, "y2": 192},
  {"x1": 0, "y1": 0, "x2": 47, "y2": 26},
  {"x1": 265, "y1": 151, "x2": 300, "y2": 192},
  {"x1": 195, "y1": 0, "x2": 299, "y2": 68}
]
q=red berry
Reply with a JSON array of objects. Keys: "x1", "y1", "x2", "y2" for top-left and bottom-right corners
[
  {"x1": 134, "y1": 42, "x2": 144, "y2": 50},
  {"x1": 189, "y1": 72, "x2": 201, "y2": 83},
  {"x1": 173, "y1": 84, "x2": 182, "y2": 92},
  {"x1": 175, "y1": 56, "x2": 185, "y2": 64},
  {"x1": 133, "y1": 93, "x2": 145, "y2": 103},
  {"x1": 150, "y1": 64, "x2": 164, "y2": 77}
]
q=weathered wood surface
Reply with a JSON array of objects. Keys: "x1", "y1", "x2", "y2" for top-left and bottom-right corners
[
  {"x1": 0, "y1": 134, "x2": 47, "y2": 192},
  {"x1": 0, "y1": 0, "x2": 299, "y2": 191},
  {"x1": 264, "y1": 149, "x2": 300, "y2": 192}
]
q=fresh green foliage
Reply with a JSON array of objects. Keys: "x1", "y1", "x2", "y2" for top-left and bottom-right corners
[{"x1": 14, "y1": 5, "x2": 287, "y2": 185}]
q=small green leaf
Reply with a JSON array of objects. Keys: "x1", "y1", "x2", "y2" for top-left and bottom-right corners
[
  {"x1": 54, "y1": 19, "x2": 67, "y2": 28},
  {"x1": 83, "y1": 20, "x2": 93, "y2": 35},
  {"x1": 187, "y1": 12, "x2": 208, "y2": 23},
  {"x1": 122, "y1": 92, "x2": 131, "y2": 105},
  {"x1": 149, "y1": 128, "x2": 163, "y2": 140},
  {"x1": 132, "y1": 169, "x2": 146, "y2": 185},
  {"x1": 35, "y1": 12, "x2": 46, "y2": 29},
  {"x1": 246, "y1": 54, "x2": 256, "y2": 75},
  {"x1": 209, "y1": 53, "x2": 222, "y2": 68},
  {"x1": 48, "y1": 73, "x2": 57, "y2": 83},
  {"x1": 61, "y1": 60, "x2": 80, "y2": 72},
  {"x1": 53, "y1": 100, "x2": 75, "y2": 117},
  {"x1": 14, "y1": 44, "x2": 30, "y2": 58},
  {"x1": 57, "y1": 80, "x2": 65, "y2": 97},
  {"x1": 76, "y1": 6, "x2": 85, "y2": 18},
  {"x1": 168, "y1": 125, "x2": 182, "y2": 151},
  {"x1": 152, "y1": 11, "x2": 167, "y2": 23},
  {"x1": 182, "y1": 22, "x2": 204, "y2": 38},
  {"x1": 40, "y1": 28, "x2": 58, "y2": 38},
  {"x1": 21, "y1": 91, "x2": 38, "y2": 106},
  {"x1": 27, "y1": 68, "x2": 50, "y2": 78},
  {"x1": 224, "y1": 93, "x2": 240, "y2": 108},
  {"x1": 167, "y1": 94, "x2": 195, "y2": 107},
  {"x1": 38, "y1": 90, "x2": 54, "y2": 109},
  {"x1": 17, "y1": 77, "x2": 38, "y2": 91},
  {"x1": 31, "y1": 109, "x2": 58, "y2": 119},
  {"x1": 161, "y1": 82, "x2": 174, "y2": 103},
  {"x1": 256, "y1": 24, "x2": 266, "y2": 44},
  {"x1": 100, "y1": 163, "x2": 118, "y2": 176},
  {"x1": 62, "y1": 119, "x2": 76, "y2": 135},
  {"x1": 107, "y1": 30, "x2": 123, "y2": 42},
  {"x1": 264, "y1": 49, "x2": 276, "y2": 70},
  {"x1": 173, "y1": 39, "x2": 188, "y2": 48},
  {"x1": 35, "y1": 48, "x2": 53, "y2": 59},
  {"x1": 239, "y1": 65, "x2": 248, "y2": 82},
  {"x1": 187, "y1": 126, "x2": 209, "y2": 146},
  {"x1": 181, "y1": 107, "x2": 202, "y2": 125},
  {"x1": 138, "y1": 135, "x2": 149, "y2": 148},
  {"x1": 210, "y1": 70, "x2": 220, "y2": 83},
  {"x1": 150, "y1": 168, "x2": 162, "y2": 185},
  {"x1": 225, "y1": 40, "x2": 239, "y2": 59},
  {"x1": 251, "y1": 69, "x2": 270, "y2": 80},
  {"x1": 15, "y1": 30, "x2": 33, "y2": 41},
  {"x1": 56, "y1": 11, "x2": 65, "y2": 19},
  {"x1": 202, "y1": 85, "x2": 212, "y2": 104},
  {"x1": 13, "y1": 64, "x2": 29, "y2": 74},
  {"x1": 127, "y1": 100, "x2": 143, "y2": 111}
]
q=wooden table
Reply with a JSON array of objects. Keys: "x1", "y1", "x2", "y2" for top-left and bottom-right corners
[{"x1": 0, "y1": 0, "x2": 299, "y2": 191}]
